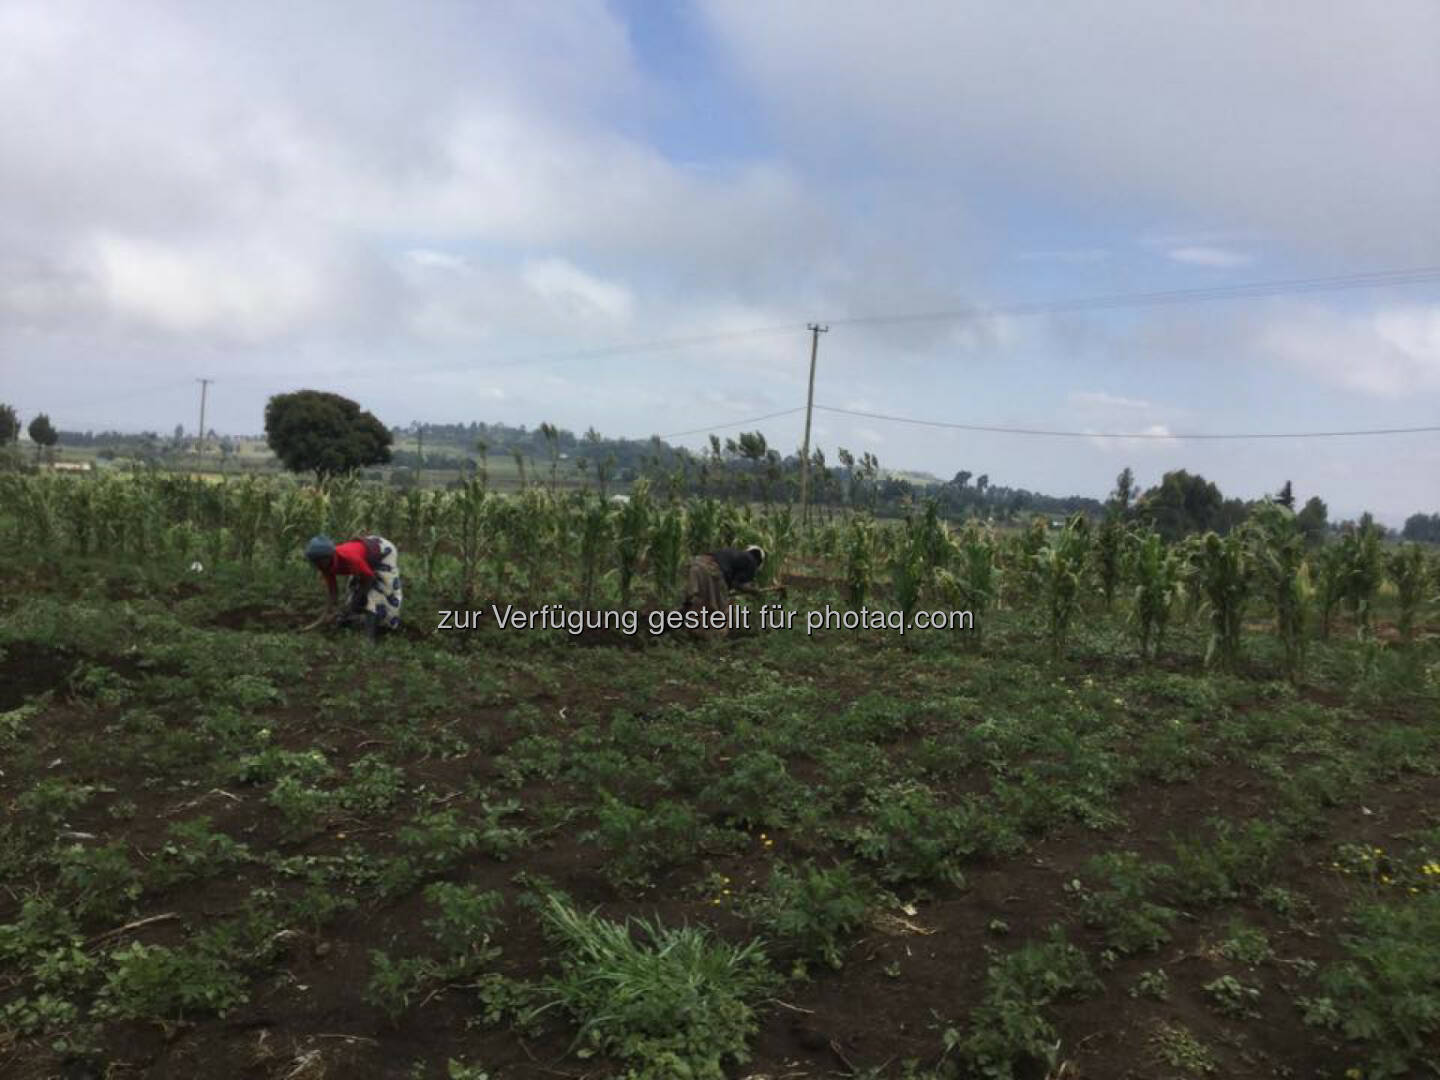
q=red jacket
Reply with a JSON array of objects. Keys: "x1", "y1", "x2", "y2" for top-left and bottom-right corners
[{"x1": 324, "y1": 540, "x2": 375, "y2": 586}]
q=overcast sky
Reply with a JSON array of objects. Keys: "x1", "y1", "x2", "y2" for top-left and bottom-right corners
[{"x1": 3, "y1": 1, "x2": 1438, "y2": 522}]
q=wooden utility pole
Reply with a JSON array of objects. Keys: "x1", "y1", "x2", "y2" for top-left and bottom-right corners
[
  {"x1": 196, "y1": 378, "x2": 212, "y2": 458},
  {"x1": 798, "y1": 323, "x2": 828, "y2": 523}
]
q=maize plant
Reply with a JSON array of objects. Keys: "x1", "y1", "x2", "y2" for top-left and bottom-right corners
[
  {"x1": 913, "y1": 499, "x2": 950, "y2": 575},
  {"x1": 1130, "y1": 529, "x2": 1181, "y2": 661},
  {"x1": 231, "y1": 476, "x2": 271, "y2": 566},
  {"x1": 1191, "y1": 531, "x2": 1252, "y2": 671},
  {"x1": 323, "y1": 474, "x2": 365, "y2": 539},
  {"x1": 845, "y1": 516, "x2": 877, "y2": 610},
  {"x1": 1340, "y1": 525, "x2": 1384, "y2": 638},
  {"x1": 1248, "y1": 503, "x2": 1313, "y2": 682},
  {"x1": 1034, "y1": 515, "x2": 1090, "y2": 659},
  {"x1": 202, "y1": 524, "x2": 231, "y2": 572},
  {"x1": 889, "y1": 526, "x2": 928, "y2": 626},
  {"x1": 649, "y1": 505, "x2": 684, "y2": 599},
  {"x1": 683, "y1": 496, "x2": 720, "y2": 558},
  {"x1": 415, "y1": 489, "x2": 449, "y2": 590},
  {"x1": 510, "y1": 488, "x2": 557, "y2": 589},
  {"x1": 616, "y1": 479, "x2": 651, "y2": 607},
  {"x1": 936, "y1": 522, "x2": 996, "y2": 647},
  {"x1": 403, "y1": 487, "x2": 426, "y2": 550},
  {"x1": 269, "y1": 485, "x2": 326, "y2": 565},
  {"x1": 758, "y1": 505, "x2": 797, "y2": 588},
  {"x1": 453, "y1": 479, "x2": 486, "y2": 603},
  {"x1": 1387, "y1": 543, "x2": 1429, "y2": 642},
  {"x1": 1314, "y1": 542, "x2": 1347, "y2": 639},
  {"x1": 60, "y1": 477, "x2": 97, "y2": 556},
  {"x1": 578, "y1": 496, "x2": 612, "y2": 606},
  {"x1": 1003, "y1": 515, "x2": 1052, "y2": 606},
  {"x1": 887, "y1": 502, "x2": 948, "y2": 624},
  {"x1": 480, "y1": 496, "x2": 515, "y2": 592},
  {"x1": 1093, "y1": 514, "x2": 1127, "y2": 608}
]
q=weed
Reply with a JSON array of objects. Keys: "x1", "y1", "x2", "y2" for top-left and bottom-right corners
[
  {"x1": 1217, "y1": 919, "x2": 1273, "y2": 967},
  {"x1": 530, "y1": 894, "x2": 778, "y2": 1080},
  {"x1": 586, "y1": 794, "x2": 709, "y2": 889},
  {"x1": 365, "y1": 948, "x2": 439, "y2": 1025},
  {"x1": 267, "y1": 775, "x2": 335, "y2": 835},
  {"x1": 754, "y1": 861, "x2": 874, "y2": 969},
  {"x1": 17, "y1": 779, "x2": 94, "y2": 825},
  {"x1": 92, "y1": 940, "x2": 248, "y2": 1021},
  {"x1": 1150, "y1": 1021, "x2": 1217, "y2": 1074},
  {"x1": 422, "y1": 882, "x2": 504, "y2": 964},
  {"x1": 1074, "y1": 852, "x2": 1178, "y2": 955},
  {"x1": 1170, "y1": 818, "x2": 1285, "y2": 906},
  {"x1": 1302, "y1": 891, "x2": 1440, "y2": 1078},
  {"x1": 700, "y1": 749, "x2": 805, "y2": 829},
  {"x1": 1129, "y1": 968, "x2": 1170, "y2": 1001},
  {"x1": 1203, "y1": 974, "x2": 1262, "y2": 1019},
  {"x1": 53, "y1": 842, "x2": 143, "y2": 922},
  {"x1": 337, "y1": 754, "x2": 407, "y2": 814},
  {"x1": 943, "y1": 926, "x2": 1100, "y2": 1080},
  {"x1": 149, "y1": 816, "x2": 251, "y2": 887}
]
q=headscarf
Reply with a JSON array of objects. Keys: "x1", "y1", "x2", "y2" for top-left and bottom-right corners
[{"x1": 304, "y1": 534, "x2": 336, "y2": 564}]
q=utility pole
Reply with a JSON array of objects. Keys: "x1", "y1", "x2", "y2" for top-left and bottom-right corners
[
  {"x1": 798, "y1": 323, "x2": 828, "y2": 524},
  {"x1": 196, "y1": 378, "x2": 212, "y2": 460}
]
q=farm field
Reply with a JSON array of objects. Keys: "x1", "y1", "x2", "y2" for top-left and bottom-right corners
[{"x1": 2, "y1": 474, "x2": 1439, "y2": 1080}]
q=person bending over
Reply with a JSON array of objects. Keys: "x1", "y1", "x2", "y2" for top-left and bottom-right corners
[
  {"x1": 301, "y1": 534, "x2": 403, "y2": 642},
  {"x1": 681, "y1": 545, "x2": 781, "y2": 637}
]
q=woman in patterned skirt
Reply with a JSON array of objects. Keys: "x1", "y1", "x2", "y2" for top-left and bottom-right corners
[{"x1": 301, "y1": 534, "x2": 403, "y2": 641}]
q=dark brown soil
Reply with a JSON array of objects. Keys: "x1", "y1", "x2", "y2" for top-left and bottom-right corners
[
  {"x1": 0, "y1": 641, "x2": 76, "y2": 710},
  {"x1": 4, "y1": 620, "x2": 1438, "y2": 1080}
]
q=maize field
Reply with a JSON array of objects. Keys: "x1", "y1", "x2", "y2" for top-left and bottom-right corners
[{"x1": 2, "y1": 468, "x2": 1439, "y2": 1080}]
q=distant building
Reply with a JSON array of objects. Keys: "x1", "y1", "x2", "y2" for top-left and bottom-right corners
[{"x1": 49, "y1": 461, "x2": 92, "y2": 472}]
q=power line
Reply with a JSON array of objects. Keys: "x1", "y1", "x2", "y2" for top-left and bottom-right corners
[
  {"x1": 826, "y1": 266, "x2": 1440, "y2": 328},
  {"x1": 813, "y1": 404, "x2": 1440, "y2": 441},
  {"x1": 657, "y1": 407, "x2": 807, "y2": 441},
  {"x1": 217, "y1": 265, "x2": 1440, "y2": 385},
  {"x1": 485, "y1": 325, "x2": 806, "y2": 368},
  {"x1": 212, "y1": 325, "x2": 810, "y2": 390}
]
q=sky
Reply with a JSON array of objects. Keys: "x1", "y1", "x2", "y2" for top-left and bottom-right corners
[{"x1": 2, "y1": 1, "x2": 1438, "y2": 524}]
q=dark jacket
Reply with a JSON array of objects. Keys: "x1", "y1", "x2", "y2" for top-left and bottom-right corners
[{"x1": 710, "y1": 548, "x2": 761, "y2": 589}]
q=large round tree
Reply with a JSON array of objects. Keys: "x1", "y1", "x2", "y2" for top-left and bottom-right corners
[
  {"x1": 0, "y1": 404, "x2": 20, "y2": 444},
  {"x1": 264, "y1": 390, "x2": 392, "y2": 477},
  {"x1": 27, "y1": 413, "x2": 58, "y2": 463}
]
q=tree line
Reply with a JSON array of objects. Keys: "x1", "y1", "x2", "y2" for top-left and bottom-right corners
[{"x1": 3, "y1": 391, "x2": 1430, "y2": 543}]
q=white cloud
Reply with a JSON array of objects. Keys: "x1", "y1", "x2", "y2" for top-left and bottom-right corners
[
  {"x1": 89, "y1": 232, "x2": 328, "y2": 340},
  {"x1": 521, "y1": 259, "x2": 633, "y2": 324},
  {"x1": 1258, "y1": 304, "x2": 1440, "y2": 398},
  {"x1": 1167, "y1": 246, "x2": 1253, "y2": 268},
  {"x1": 1085, "y1": 424, "x2": 1177, "y2": 452},
  {"x1": 404, "y1": 250, "x2": 469, "y2": 273},
  {"x1": 1016, "y1": 249, "x2": 1110, "y2": 264},
  {"x1": 1070, "y1": 390, "x2": 1153, "y2": 410},
  {"x1": 700, "y1": 0, "x2": 1440, "y2": 263}
]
